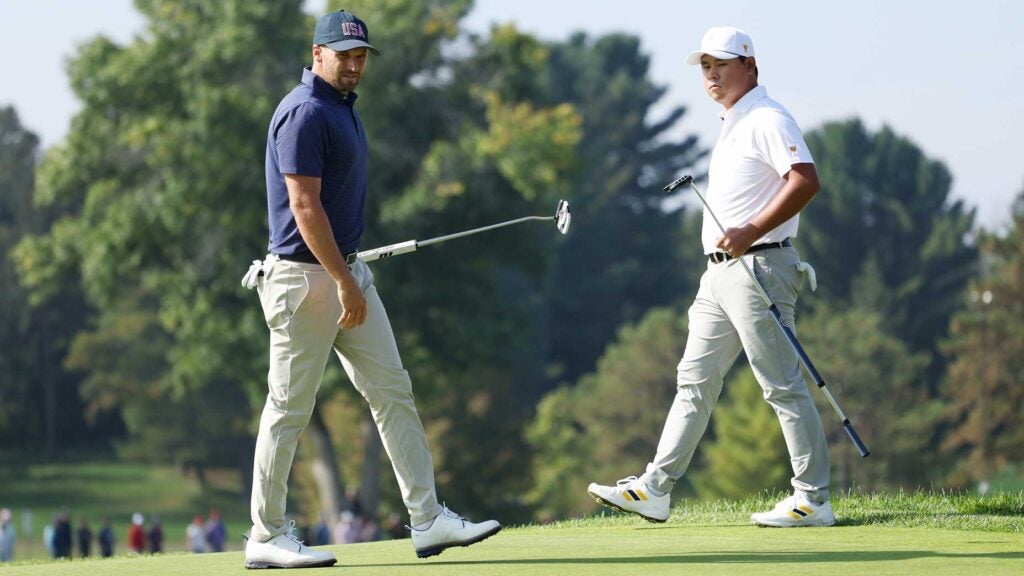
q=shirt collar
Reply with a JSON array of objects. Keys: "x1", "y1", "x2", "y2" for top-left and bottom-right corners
[
  {"x1": 719, "y1": 85, "x2": 767, "y2": 122},
  {"x1": 302, "y1": 67, "x2": 358, "y2": 106}
]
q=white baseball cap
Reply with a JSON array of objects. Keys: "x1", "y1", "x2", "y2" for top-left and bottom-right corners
[{"x1": 686, "y1": 27, "x2": 755, "y2": 65}]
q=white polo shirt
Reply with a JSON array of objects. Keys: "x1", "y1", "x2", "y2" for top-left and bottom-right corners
[{"x1": 702, "y1": 85, "x2": 814, "y2": 254}]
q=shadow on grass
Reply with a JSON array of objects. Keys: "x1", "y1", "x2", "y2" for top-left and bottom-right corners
[{"x1": 344, "y1": 550, "x2": 1024, "y2": 568}]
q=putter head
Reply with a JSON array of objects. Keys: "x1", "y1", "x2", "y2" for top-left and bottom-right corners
[
  {"x1": 554, "y1": 200, "x2": 571, "y2": 235},
  {"x1": 662, "y1": 174, "x2": 693, "y2": 192}
]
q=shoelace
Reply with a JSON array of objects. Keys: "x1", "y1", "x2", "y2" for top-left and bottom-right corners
[
  {"x1": 438, "y1": 505, "x2": 466, "y2": 527},
  {"x1": 616, "y1": 476, "x2": 641, "y2": 487},
  {"x1": 407, "y1": 504, "x2": 467, "y2": 532},
  {"x1": 280, "y1": 520, "x2": 308, "y2": 550}
]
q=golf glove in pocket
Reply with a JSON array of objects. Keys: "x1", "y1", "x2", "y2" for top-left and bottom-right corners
[
  {"x1": 242, "y1": 259, "x2": 264, "y2": 290},
  {"x1": 796, "y1": 261, "x2": 817, "y2": 292}
]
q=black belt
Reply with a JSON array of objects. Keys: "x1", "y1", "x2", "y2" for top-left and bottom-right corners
[
  {"x1": 275, "y1": 250, "x2": 359, "y2": 266},
  {"x1": 708, "y1": 238, "x2": 791, "y2": 264}
]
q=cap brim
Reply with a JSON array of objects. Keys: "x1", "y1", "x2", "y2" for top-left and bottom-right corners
[
  {"x1": 686, "y1": 50, "x2": 740, "y2": 65},
  {"x1": 323, "y1": 39, "x2": 380, "y2": 55}
]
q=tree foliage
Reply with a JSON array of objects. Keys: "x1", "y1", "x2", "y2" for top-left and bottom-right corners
[
  {"x1": 541, "y1": 32, "x2": 706, "y2": 386},
  {"x1": 14, "y1": 0, "x2": 309, "y2": 469},
  {"x1": 800, "y1": 119, "x2": 977, "y2": 365},
  {"x1": 942, "y1": 188, "x2": 1024, "y2": 485},
  {"x1": 527, "y1": 306, "x2": 688, "y2": 519},
  {"x1": 0, "y1": 106, "x2": 40, "y2": 439},
  {"x1": 0, "y1": 106, "x2": 93, "y2": 453},
  {"x1": 795, "y1": 305, "x2": 937, "y2": 490}
]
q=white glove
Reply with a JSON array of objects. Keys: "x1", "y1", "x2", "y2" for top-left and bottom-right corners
[
  {"x1": 241, "y1": 259, "x2": 264, "y2": 290},
  {"x1": 796, "y1": 261, "x2": 817, "y2": 292}
]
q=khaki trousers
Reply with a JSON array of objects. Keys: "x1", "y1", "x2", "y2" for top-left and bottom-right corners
[
  {"x1": 250, "y1": 255, "x2": 442, "y2": 542},
  {"x1": 640, "y1": 246, "x2": 830, "y2": 502}
]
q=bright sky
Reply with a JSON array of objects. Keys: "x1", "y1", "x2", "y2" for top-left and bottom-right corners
[{"x1": 2, "y1": 1, "x2": 1021, "y2": 230}]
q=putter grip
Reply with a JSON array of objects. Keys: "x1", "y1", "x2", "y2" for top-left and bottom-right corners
[
  {"x1": 357, "y1": 240, "x2": 418, "y2": 262},
  {"x1": 843, "y1": 420, "x2": 871, "y2": 458}
]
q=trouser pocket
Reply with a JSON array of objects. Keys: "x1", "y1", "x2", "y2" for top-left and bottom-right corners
[{"x1": 259, "y1": 259, "x2": 309, "y2": 332}]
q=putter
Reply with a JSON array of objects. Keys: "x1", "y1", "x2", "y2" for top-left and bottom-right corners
[
  {"x1": 664, "y1": 174, "x2": 870, "y2": 458},
  {"x1": 356, "y1": 199, "x2": 571, "y2": 262}
]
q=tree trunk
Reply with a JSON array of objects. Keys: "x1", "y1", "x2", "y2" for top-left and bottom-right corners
[
  {"x1": 42, "y1": 339, "x2": 56, "y2": 455},
  {"x1": 307, "y1": 404, "x2": 345, "y2": 526},
  {"x1": 358, "y1": 411, "x2": 383, "y2": 519}
]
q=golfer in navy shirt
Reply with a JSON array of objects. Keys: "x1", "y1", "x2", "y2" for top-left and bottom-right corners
[{"x1": 244, "y1": 10, "x2": 500, "y2": 570}]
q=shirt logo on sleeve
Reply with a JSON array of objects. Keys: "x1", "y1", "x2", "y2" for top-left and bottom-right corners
[{"x1": 789, "y1": 145, "x2": 798, "y2": 153}]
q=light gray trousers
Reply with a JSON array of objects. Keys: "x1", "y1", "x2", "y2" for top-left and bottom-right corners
[
  {"x1": 250, "y1": 256, "x2": 442, "y2": 542},
  {"x1": 640, "y1": 246, "x2": 830, "y2": 503}
]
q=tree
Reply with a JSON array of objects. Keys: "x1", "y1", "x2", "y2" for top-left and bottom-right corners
[
  {"x1": 795, "y1": 120, "x2": 978, "y2": 489},
  {"x1": 365, "y1": 19, "x2": 583, "y2": 522},
  {"x1": 796, "y1": 305, "x2": 936, "y2": 490},
  {"x1": 800, "y1": 119, "x2": 977, "y2": 367},
  {"x1": 0, "y1": 106, "x2": 93, "y2": 454},
  {"x1": 14, "y1": 0, "x2": 309, "y2": 476},
  {"x1": 0, "y1": 106, "x2": 40, "y2": 444},
  {"x1": 541, "y1": 32, "x2": 706, "y2": 387},
  {"x1": 527, "y1": 306, "x2": 688, "y2": 519},
  {"x1": 943, "y1": 187, "x2": 1024, "y2": 486}
]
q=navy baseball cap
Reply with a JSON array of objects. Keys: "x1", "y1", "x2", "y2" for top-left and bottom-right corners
[{"x1": 313, "y1": 10, "x2": 379, "y2": 55}]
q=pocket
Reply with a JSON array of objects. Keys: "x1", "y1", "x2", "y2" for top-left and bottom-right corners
[
  {"x1": 754, "y1": 250, "x2": 801, "y2": 305},
  {"x1": 259, "y1": 263, "x2": 309, "y2": 331}
]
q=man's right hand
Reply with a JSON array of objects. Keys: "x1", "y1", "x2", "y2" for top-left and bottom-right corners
[{"x1": 337, "y1": 277, "x2": 367, "y2": 329}]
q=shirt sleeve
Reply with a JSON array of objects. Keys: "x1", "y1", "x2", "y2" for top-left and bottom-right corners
[
  {"x1": 754, "y1": 110, "x2": 814, "y2": 177},
  {"x1": 274, "y1": 103, "x2": 326, "y2": 177}
]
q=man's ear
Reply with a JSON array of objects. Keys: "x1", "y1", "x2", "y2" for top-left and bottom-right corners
[{"x1": 312, "y1": 44, "x2": 323, "y2": 63}]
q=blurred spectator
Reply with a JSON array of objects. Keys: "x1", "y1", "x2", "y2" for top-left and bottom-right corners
[
  {"x1": 127, "y1": 513, "x2": 146, "y2": 553},
  {"x1": 54, "y1": 510, "x2": 72, "y2": 559},
  {"x1": 77, "y1": 519, "x2": 93, "y2": 558},
  {"x1": 204, "y1": 509, "x2": 226, "y2": 552},
  {"x1": 148, "y1": 515, "x2": 163, "y2": 554},
  {"x1": 332, "y1": 510, "x2": 357, "y2": 545},
  {"x1": 186, "y1": 515, "x2": 206, "y2": 553},
  {"x1": 98, "y1": 517, "x2": 115, "y2": 558},
  {"x1": 0, "y1": 508, "x2": 16, "y2": 562},
  {"x1": 312, "y1": 513, "x2": 331, "y2": 546},
  {"x1": 383, "y1": 512, "x2": 407, "y2": 540},
  {"x1": 343, "y1": 488, "x2": 364, "y2": 518},
  {"x1": 359, "y1": 517, "x2": 380, "y2": 542},
  {"x1": 43, "y1": 515, "x2": 56, "y2": 557}
]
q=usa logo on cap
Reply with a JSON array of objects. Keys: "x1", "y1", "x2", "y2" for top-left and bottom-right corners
[{"x1": 341, "y1": 22, "x2": 366, "y2": 39}]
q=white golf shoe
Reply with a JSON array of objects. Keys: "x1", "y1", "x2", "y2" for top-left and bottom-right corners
[
  {"x1": 244, "y1": 522, "x2": 337, "y2": 569},
  {"x1": 587, "y1": 476, "x2": 670, "y2": 523},
  {"x1": 411, "y1": 506, "x2": 501, "y2": 558},
  {"x1": 751, "y1": 493, "x2": 836, "y2": 527}
]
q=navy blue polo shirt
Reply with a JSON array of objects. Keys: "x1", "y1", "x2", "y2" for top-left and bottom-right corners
[{"x1": 265, "y1": 67, "x2": 367, "y2": 257}]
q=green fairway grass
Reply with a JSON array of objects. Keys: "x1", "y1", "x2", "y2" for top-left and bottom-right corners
[{"x1": 2, "y1": 491, "x2": 1020, "y2": 576}]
